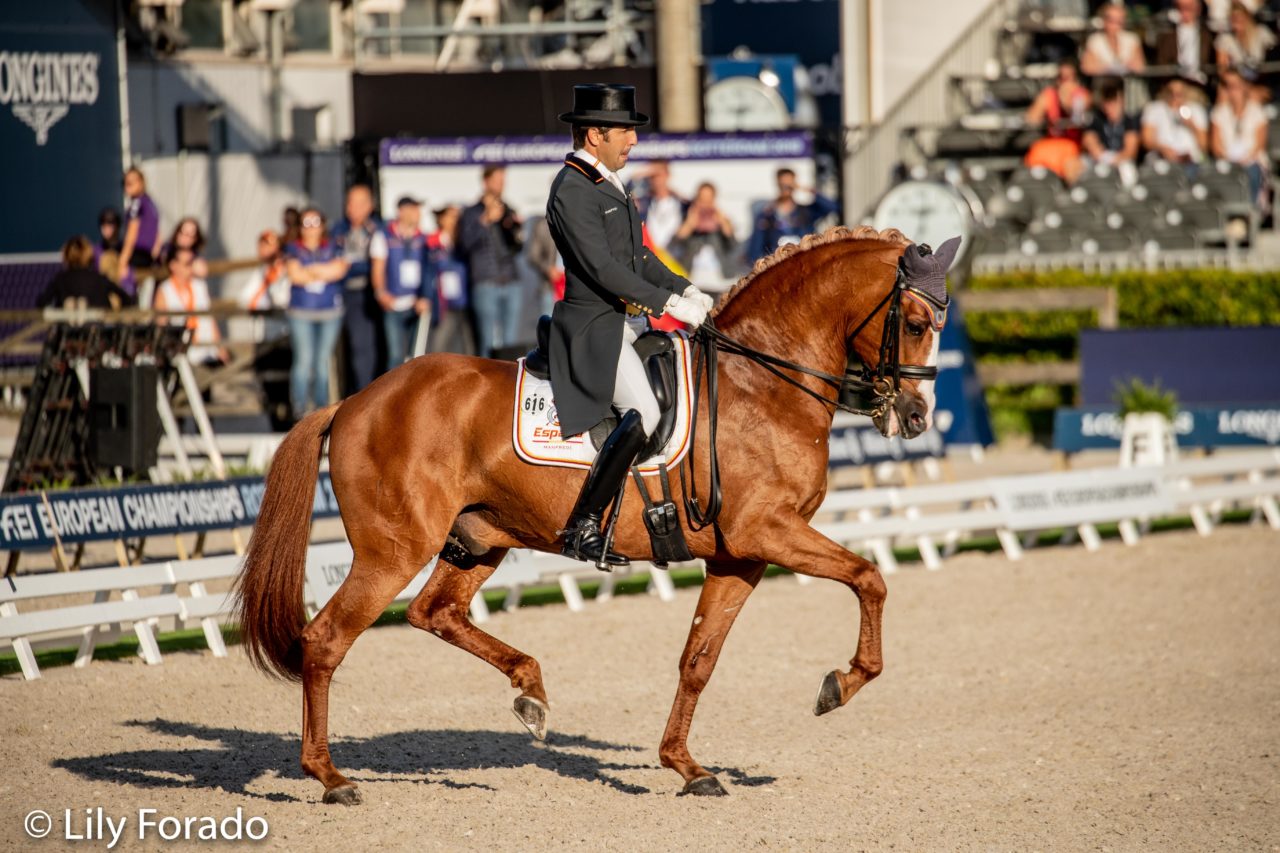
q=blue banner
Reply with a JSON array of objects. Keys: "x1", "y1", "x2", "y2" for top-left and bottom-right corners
[
  {"x1": 1054, "y1": 406, "x2": 1280, "y2": 451},
  {"x1": 1081, "y1": 327, "x2": 1280, "y2": 406},
  {"x1": 0, "y1": 474, "x2": 341, "y2": 552},
  {"x1": 828, "y1": 414, "x2": 945, "y2": 468},
  {"x1": 380, "y1": 131, "x2": 814, "y2": 167},
  {"x1": 0, "y1": 1, "x2": 124, "y2": 253}
]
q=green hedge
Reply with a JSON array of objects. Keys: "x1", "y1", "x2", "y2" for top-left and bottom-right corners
[{"x1": 964, "y1": 269, "x2": 1280, "y2": 440}]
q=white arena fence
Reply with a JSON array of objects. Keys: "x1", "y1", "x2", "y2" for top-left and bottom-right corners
[{"x1": 3, "y1": 450, "x2": 1278, "y2": 681}]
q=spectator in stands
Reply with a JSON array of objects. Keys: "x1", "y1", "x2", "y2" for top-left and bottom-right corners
[
  {"x1": 282, "y1": 206, "x2": 302, "y2": 245},
  {"x1": 634, "y1": 160, "x2": 686, "y2": 251},
  {"x1": 673, "y1": 182, "x2": 738, "y2": 287},
  {"x1": 159, "y1": 217, "x2": 209, "y2": 279},
  {"x1": 747, "y1": 167, "x2": 840, "y2": 262},
  {"x1": 94, "y1": 207, "x2": 125, "y2": 286},
  {"x1": 460, "y1": 165, "x2": 524, "y2": 357},
  {"x1": 332, "y1": 184, "x2": 383, "y2": 393},
  {"x1": 371, "y1": 196, "x2": 431, "y2": 371},
  {"x1": 1023, "y1": 59, "x2": 1092, "y2": 182},
  {"x1": 1081, "y1": 3, "x2": 1147, "y2": 76},
  {"x1": 427, "y1": 204, "x2": 474, "y2": 355},
  {"x1": 1215, "y1": 1, "x2": 1277, "y2": 82},
  {"x1": 525, "y1": 215, "x2": 563, "y2": 317},
  {"x1": 38, "y1": 235, "x2": 132, "y2": 311},
  {"x1": 116, "y1": 167, "x2": 162, "y2": 283},
  {"x1": 1082, "y1": 80, "x2": 1141, "y2": 185},
  {"x1": 238, "y1": 229, "x2": 290, "y2": 311},
  {"x1": 1141, "y1": 77, "x2": 1210, "y2": 172},
  {"x1": 1206, "y1": 0, "x2": 1259, "y2": 33},
  {"x1": 1155, "y1": 0, "x2": 1214, "y2": 84},
  {"x1": 285, "y1": 207, "x2": 349, "y2": 417},
  {"x1": 154, "y1": 247, "x2": 224, "y2": 365},
  {"x1": 1211, "y1": 67, "x2": 1271, "y2": 207}
]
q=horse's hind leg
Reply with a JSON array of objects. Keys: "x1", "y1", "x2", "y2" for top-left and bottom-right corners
[
  {"x1": 405, "y1": 548, "x2": 551, "y2": 740},
  {"x1": 299, "y1": 552, "x2": 428, "y2": 805},
  {"x1": 659, "y1": 559, "x2": 766, "y2": 796}
]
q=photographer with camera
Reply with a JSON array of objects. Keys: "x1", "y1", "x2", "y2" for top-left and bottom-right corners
[{"x1": 460, "y1": 165, "x2": 525, "y2": 358}]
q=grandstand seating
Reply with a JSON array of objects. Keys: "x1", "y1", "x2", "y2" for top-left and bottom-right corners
[{"x1": 897, "y1": 1, "x2": 1278, "y2": 262}]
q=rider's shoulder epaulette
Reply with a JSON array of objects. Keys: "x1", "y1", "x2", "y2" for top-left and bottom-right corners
[{"x1": 564, "y1": 155, "x2": 605, "y2": 184}]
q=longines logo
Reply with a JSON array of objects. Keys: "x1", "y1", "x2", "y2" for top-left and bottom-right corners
[{"x1": 0, "y1": 50, "x2": 100, "y2": 145}]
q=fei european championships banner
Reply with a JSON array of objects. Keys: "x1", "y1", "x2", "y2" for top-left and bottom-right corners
[{"x1": 0, "y1": 475, "x2": 341, "y2": 552}]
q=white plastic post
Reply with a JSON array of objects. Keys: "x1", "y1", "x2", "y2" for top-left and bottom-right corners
[
  {"x1": 0, "y1": 602, "x2": 39, "y2": 680},
  {"x1": 647, "y1": 566, "x2": 676, "y2": 601},
  {"x1": 558, "y1": 573, "x2": 585, "y2": 612}
]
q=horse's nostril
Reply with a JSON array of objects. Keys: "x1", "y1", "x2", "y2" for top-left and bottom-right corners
[{"x1": 908, "y1": 411, "x2": 926, "y2": 431}]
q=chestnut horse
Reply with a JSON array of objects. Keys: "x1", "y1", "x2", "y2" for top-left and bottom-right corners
[{"x1": 234, "y1": 226, "x2": 943, "y2": 804}]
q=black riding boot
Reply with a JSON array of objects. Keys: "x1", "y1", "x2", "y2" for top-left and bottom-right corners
[{"x1": 560, "y1": 409, "x2": 648, "y2": 567}]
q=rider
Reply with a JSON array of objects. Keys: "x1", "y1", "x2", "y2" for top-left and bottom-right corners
[{"x1": 546, "y1": 83, "x2": 714, "y2": 567}]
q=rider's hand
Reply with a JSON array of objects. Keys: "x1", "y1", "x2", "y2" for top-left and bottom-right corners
[
  {"x1": 664, "y1": 294, "x2": 708, "y2": 328},
  {"x1": 682, "y1": 284, "x2": 715, "y2": 314}
]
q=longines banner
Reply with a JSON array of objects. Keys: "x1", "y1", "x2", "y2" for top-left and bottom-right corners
[
  {"x1": 0, "y1": 475, "x2": 341, "y2": 552},
  {"x1": 0, "y1": 1, "x2": 123, "y2": 254}
]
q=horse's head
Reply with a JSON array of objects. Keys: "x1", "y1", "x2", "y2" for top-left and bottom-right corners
[{"x1": 849, "y1": 236, "x2": 957, "y2": 440}]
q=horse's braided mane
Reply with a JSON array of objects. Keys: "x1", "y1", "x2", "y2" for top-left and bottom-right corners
[{"x1": 711, "y1": 225, "x2": 911, "y2": 317}]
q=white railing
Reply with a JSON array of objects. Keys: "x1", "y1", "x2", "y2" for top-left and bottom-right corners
[
  {"x1": 6, "y1": 449, "x2": 1280, "y2": 681},
  {"x1": 843, "y1": 0, "x2": 1019, "y2": 223}
]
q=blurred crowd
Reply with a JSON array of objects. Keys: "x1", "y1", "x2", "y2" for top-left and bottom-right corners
[
  {"x1": 1023, "y1": 0, "x2": 1276, "y2": 208},
  {"x1": 43, "y1": 159, "x2": 835, "y2": 421}
]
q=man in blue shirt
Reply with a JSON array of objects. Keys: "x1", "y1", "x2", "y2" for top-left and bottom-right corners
[
  {"x1": 331, "y1": 184, "x2": 382, "y2": 392},
  {"x1": 747, "y1": 167, "x2": 840, "y2": 263},
  {"x1": 370, "y1": 196, "x2": 432, "y2": 372}
]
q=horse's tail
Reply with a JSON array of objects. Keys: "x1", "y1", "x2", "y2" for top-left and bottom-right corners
[{"x1": 233, "y1": 403, "x2": 340, "y2": 682}]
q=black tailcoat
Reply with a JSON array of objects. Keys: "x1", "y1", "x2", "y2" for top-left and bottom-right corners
[{"x1": 545, "y1": 155, "x2": 688, "y2": 437}]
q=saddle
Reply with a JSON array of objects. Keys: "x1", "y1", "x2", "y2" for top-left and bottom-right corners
[{"x1": 523, "y1": 315, "x2": 680, "y2": 460}]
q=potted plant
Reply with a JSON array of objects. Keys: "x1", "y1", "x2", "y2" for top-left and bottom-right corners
[{"x1": 1113, "y1": 377, "x2": 1179, "y2": 466}]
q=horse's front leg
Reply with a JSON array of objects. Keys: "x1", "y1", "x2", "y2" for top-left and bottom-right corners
[
  {"x1": 659, "y1": 559, "x2": 765, "y2": 796},
  {"x1": 758, "y1": 515, "x2": 888, "y2": 716}
]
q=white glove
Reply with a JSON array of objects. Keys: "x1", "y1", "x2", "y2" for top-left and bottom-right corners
[
  {"x1": 683, "y1": 284, "x2": 716, "y2": 314},
  {"x1": 663, "y1": 293, "x2": 709, "y2": 327}
]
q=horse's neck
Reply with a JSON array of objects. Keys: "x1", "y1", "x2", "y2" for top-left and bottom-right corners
[{"x1": 714, "y1": 245, "x2": 883, "y2": 383}]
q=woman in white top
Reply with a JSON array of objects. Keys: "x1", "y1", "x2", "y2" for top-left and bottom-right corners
[
  {"x1": 153, "y1": 247, "x2": 224, "y2": 365},
  {"x1": 1211, "y1": 67, "x2": 1270, "y2": 206},
  {"x1": 1141, "y1": 77, "x2": 1210, "y2": 170},
  {"x1": 1081, "y1": 3, "x2": 1147, "y2": 76},
  {"x1": 1215, "y1": 1, "x2": 1277, "y2": 80}
]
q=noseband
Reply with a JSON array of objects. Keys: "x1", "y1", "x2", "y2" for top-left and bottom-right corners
[{"x1": 681, "y1": 246, "x2": 951, "y2": 530}]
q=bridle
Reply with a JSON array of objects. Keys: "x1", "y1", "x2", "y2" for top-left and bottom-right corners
[{"x1": 680, "y1": 247, "x2": 950, "y2": 531}]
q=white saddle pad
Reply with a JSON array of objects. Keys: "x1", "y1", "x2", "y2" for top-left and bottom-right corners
[{"x1": 512, "y1": 332, "x2": 695, "y2": 476}]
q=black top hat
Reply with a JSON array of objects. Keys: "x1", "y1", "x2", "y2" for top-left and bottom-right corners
[{"x1": 558, "y1": 83, "x2": 649, "y2": 127}]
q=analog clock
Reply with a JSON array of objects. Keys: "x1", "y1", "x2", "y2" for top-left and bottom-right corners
[
  {"x1": 872, "y1": 180, "x2": 975, "y2": 263},
  {"x1": 704, "y1": 76, "x2": 790, "y2": 132}
]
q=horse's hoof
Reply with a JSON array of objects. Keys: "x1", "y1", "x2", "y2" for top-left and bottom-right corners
[
  {"x1": 813, "y1": 670, "x2": 843, "y2": 717},
  {"x1": 322, "y1": 784, "x2": 363, "y2": 806},
  {"x1": 679, "y1": 775, "x2": 728, "y2": 797},
  {"x1": 512, "y1": 695, "x2": 548, "y2": 741}
]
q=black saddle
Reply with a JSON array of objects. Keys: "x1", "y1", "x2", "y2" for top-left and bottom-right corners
[{"x1": 524, "y1": 315, "x2": 680, "y2": 460}]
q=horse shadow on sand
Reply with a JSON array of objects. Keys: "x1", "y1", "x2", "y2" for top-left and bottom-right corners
[{"x1": 52, "y1": 719, "x2": 775, "y2": 802}]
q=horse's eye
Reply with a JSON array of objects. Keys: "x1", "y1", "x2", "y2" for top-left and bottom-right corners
[{"x1": 905, "y1": 321, "x2": 927, "y2": 337}]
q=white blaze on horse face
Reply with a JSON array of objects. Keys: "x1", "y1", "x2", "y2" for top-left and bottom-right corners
[{"x1": 920, "y1": 331, "x2": 941, "y2": 430}]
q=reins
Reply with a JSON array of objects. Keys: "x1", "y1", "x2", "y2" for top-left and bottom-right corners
[{"x1": 679, "y1": 256, "x2": 948, "y2": 532}]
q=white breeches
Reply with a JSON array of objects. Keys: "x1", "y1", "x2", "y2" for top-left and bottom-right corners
[{"x1": 613, "y1": 318, "x2": 661, "y2": 437}]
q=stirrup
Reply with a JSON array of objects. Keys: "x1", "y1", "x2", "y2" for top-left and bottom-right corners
[{"x1": 560, "y1": 520, "x2": 629, "y2": 569}]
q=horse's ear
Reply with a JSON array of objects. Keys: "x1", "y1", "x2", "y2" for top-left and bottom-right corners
[{"x1": 933, "y1": 236, "x2": 962, "y2": 272}]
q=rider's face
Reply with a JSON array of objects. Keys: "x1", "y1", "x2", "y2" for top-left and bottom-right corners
[{"x1": 593, "y1": 126, "x2": 638, "y2": 173}]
